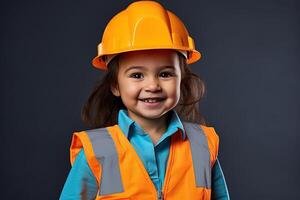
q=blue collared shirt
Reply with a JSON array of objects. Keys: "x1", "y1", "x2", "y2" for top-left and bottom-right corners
[{"x1": 60, "y1": 109, "x2": 230, "y2": 199}]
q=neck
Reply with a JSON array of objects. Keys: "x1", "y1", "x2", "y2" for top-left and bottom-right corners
[{"x1": 127, "y1": 111, "x2": 170, "y2": 144}]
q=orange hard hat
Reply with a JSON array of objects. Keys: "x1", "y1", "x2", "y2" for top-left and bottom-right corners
[{"x1": 92, "y1": 1, "x2": 201, "y2": 70}]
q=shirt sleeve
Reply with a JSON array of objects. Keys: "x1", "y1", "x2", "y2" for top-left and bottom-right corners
[
  {"x1": 211, "y1": 158, "x2": 230, "y2": 200},
  {"x1": 59, "y1": 149, "x2": 98, "y2": 200}
]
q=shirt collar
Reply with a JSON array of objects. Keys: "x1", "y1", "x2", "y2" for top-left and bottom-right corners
[{"x1": 117, "y1": 109, "x2": 186, "y2": 140}]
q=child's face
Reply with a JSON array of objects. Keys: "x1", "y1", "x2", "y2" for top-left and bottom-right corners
[{"x1": 112, "y1": 49, "x2": 181, "y2": 122}]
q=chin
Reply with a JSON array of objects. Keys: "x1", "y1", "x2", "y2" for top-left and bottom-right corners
[{"x1": 138, "y1": 110, "x2": 170, "y2": 120}]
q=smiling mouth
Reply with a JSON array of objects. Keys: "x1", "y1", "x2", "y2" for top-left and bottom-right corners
[{"x1": 139, "y1": 98, "x2": 165, "y2": 103}]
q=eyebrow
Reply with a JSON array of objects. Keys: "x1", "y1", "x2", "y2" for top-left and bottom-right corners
[{"x1": 124, "y1": 65, "x2": 175, "y2": 73}]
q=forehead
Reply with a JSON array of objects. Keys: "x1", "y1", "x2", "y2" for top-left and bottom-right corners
[{"x1": 118, "y1": 49, "x2": 179, "y2": 70}]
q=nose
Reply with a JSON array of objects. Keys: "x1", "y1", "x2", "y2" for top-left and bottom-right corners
[{"x1": 145, "y1": 77, "x2": 162, "y2": 92}]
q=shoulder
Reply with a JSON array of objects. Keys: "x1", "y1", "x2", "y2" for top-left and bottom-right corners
[
  {"x1": 182, "y1": 121, "x2": 219, "y2": 142},
  {"x1": 70, "y1": 126, "x2": 116, "y2": 165},
  {"x1": 182, "y1": 122, "x2": 220, "y2": 165},
  {"x1": 72, "y1": 125, "x2": 118, "y2": 145},
  {"x1": 199, "y1": 124, "x2": 219, "y2": 144},
  {"x1": 71, "y1": 125, "x2": 118, "y2": 150}
]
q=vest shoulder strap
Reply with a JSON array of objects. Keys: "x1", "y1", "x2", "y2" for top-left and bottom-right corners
[
  {"x1": 69, "y1": 126, "x2": 124, "y2": 195},
  {"x1": 200, "y1": 124, "x2": 220, "y2": 165},
  {"x1": 69, "y1": 129, "x2": 102, "y2": 186},
  {"x1": 182, "y1": 122, "x2": 218, "y2": 188},
  {"x1": 182, "y1": 122, "x2": 219, "y2": 167}
]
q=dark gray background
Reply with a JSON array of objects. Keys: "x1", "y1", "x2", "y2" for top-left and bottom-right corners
[{"x1": 1, "y1": 0, "x2": 299, "y2": 199}]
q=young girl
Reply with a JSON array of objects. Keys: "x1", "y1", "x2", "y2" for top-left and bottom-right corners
[{"x1": 60, "y1": 1, "x2": 230, "y2": 199}]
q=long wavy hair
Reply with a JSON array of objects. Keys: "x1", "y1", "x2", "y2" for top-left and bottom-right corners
[{"x1": 82, "y1": 52, "x2": 207, "y2": 128}]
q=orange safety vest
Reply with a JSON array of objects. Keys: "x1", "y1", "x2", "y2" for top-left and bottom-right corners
[{"x1": 70, "y1": 122, "x2": 219, "y2": 200}]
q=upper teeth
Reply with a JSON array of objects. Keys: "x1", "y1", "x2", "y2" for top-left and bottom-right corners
[{"x1": 142, "y1": 98, "x2": 160, "y2": 103}]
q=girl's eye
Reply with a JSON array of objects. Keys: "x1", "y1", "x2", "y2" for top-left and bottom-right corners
[
  {"x1": 160, "y1": 71, "x2": 174, "y2": 78},
  {"x1": 129, "y1": 73, "x2": 143, "y2": 79}
]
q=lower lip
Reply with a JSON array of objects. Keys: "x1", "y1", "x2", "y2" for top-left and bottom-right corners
[{"x1": 140, "y1": 100, "x2": 164, "y2": 107}]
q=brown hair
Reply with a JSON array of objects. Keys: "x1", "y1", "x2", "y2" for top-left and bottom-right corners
[{"x1": 82, "y1": 52, "x2": 207, "y2": 129}]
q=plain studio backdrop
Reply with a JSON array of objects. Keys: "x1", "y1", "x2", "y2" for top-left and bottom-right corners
[{"x1": 1, "y1": 0, "x2": 299, "y2": 199}]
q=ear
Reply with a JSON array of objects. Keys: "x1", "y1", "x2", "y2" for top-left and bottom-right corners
[{"x1": 111, "y1": 84, "x2": 120, "y2": 97}]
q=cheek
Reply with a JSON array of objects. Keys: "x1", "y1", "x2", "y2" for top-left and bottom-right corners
[
  {"x1": 175, "y1": 80, "x2": 181, "y2": 100},
  {"x1": 118, "y1": 80, "x2": 140, "y2": 97},
  {"x1": 165, "y1": 79, "x2": 181, "y2": 99},
  {"x1": 172, "y1": 79, "x2": 181, "y2": 104}
]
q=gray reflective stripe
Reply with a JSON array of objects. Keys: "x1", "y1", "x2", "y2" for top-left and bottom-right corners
[
  {"x1": 85, "y1": 128, "x2": 124, "y2": 195},
  {"x1": 183, "y1": 122, "x2": 211, "y2": 188}
]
